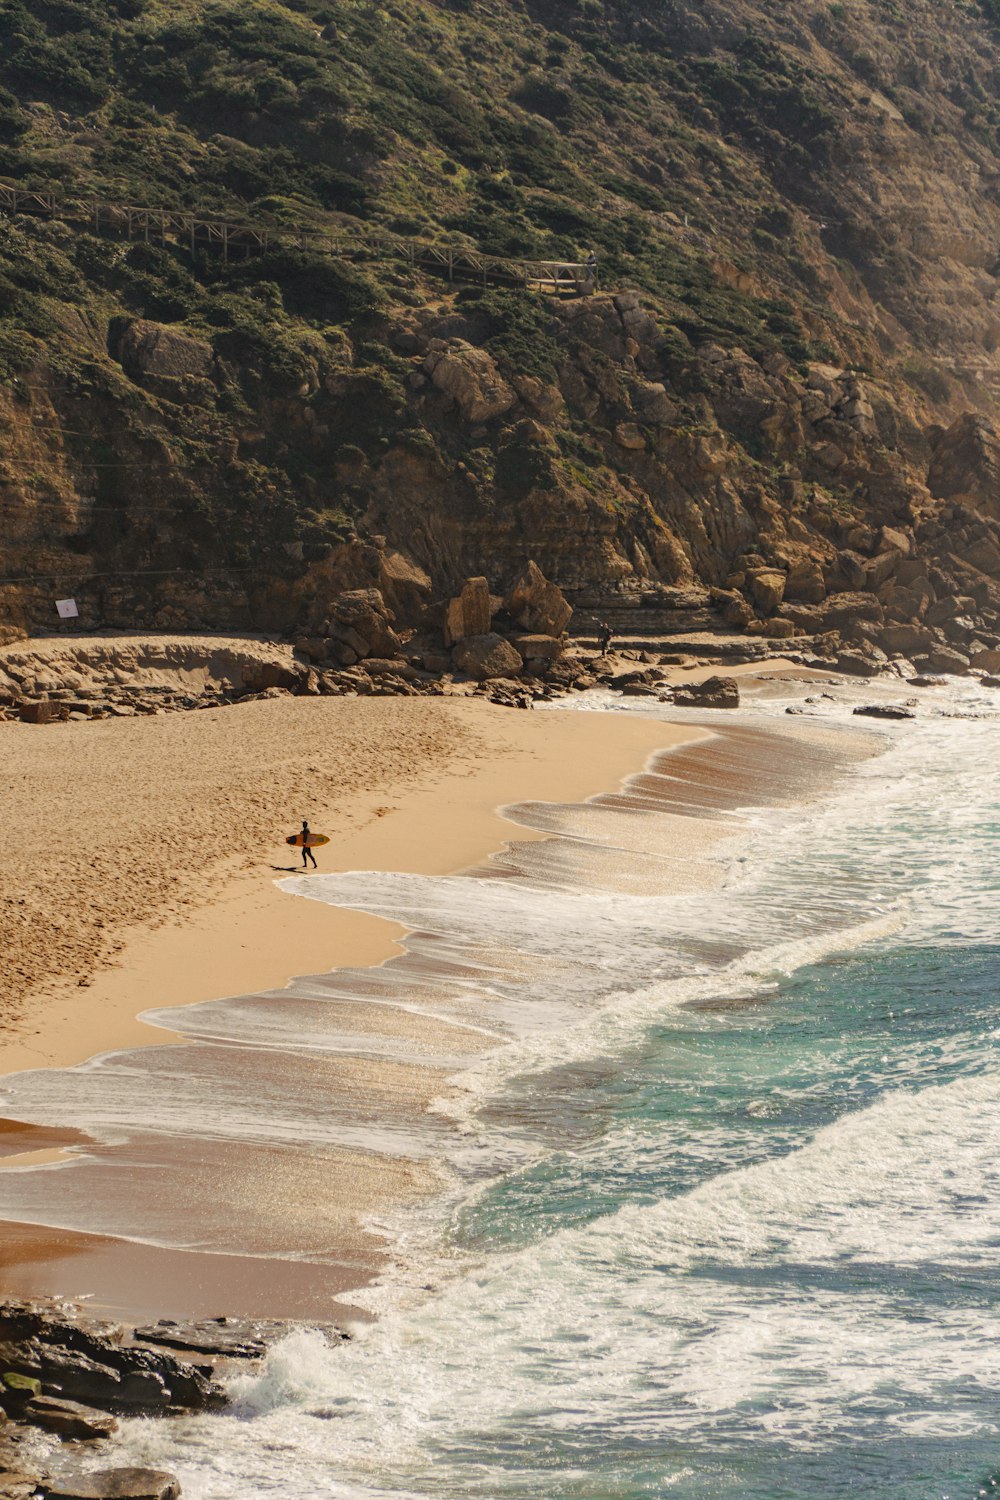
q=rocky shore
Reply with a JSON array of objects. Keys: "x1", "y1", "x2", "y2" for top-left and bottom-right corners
[
  {"x1": 0, "y1": 1301, "x2": 337, "y2": 1499},
  {"x1": 6, "y1": 523, "x2": 1000, "y2": 728}
]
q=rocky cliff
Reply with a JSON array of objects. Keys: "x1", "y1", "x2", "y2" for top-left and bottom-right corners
[{"x1": 4, "y1": 0, "x2": 1000, "y2": 651}]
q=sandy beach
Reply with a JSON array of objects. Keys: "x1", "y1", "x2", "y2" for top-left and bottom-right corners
[
  {"x1": 0, "y1": 693, "x2": 733, "y2": 1320},
  {"x1": 0, "y1": 696, "x2": 710, "y2": 1072}
]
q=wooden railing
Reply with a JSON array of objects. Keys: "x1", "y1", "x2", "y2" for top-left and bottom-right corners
[{"x1": 0, "y1": 182, "x2": 597, "y2": 295}]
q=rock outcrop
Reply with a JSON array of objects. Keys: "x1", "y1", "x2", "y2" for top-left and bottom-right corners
[
  {"x1": 0, "y1": 1302, "x2": 350, "y2": 1500},
  {"x1": 670, "y1": 675, "x2": 741, "y2": 709}
]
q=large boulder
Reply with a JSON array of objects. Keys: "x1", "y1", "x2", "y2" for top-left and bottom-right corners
[
  {"x1": 443, "y1": 577, "x2": 493, "y2": 646},
  {"x1": 452, "y1": 634, "x2": 523, "y2": 680},
  {"x1": 425, "y1": 341, "x2": 516, "y2": 422},
  {"x1": 505, "y1": 562, "x2": 572, "y2": 636}
]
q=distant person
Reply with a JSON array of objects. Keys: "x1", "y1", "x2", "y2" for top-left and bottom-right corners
[
  {"x1": 585, "y1": 249, "x2": 598, "y2": 285},
  {"x1": 598, "y1": 620, "x2": 613, "y2": 655},
  {"x1": 300, "y1": 819, "x2": 317, "y2": 870}
]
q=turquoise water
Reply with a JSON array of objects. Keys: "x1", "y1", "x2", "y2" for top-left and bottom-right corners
[
  {"x1": 442, "y1": 944, "x2": 1000, "y2": 1499},
  {"x1": 108, "y1": 694, "x2": 1000, "y2": 1499}
]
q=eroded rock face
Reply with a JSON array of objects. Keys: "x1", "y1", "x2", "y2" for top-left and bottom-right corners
[{"x1": 452, "y1": 633, "x2": 523, "y2": 679}]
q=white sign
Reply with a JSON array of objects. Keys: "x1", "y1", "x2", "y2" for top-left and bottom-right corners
[{"x1": 55, "y1": 598, "x2": 79, "y2": 619}]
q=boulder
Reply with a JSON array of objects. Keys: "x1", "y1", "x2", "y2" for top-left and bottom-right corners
[
  {"x1": 361, "y1": 658, "x2": 420, "y2": 680},
  {"x1": 757, "y1": 617, "x2": 798, "y2": 639},
  {"x1": 670, "y1": 675, "x2": 740, "y2": 708},
  {"x1": 818, "y1": 593, "x2": 885, "y2": 631},
  {"x1": 426, "y1": 342, "x2": 516, "y2": 422},
  {"x1": 969, "y1": 647, "x2": 1000, "y2": 673},
  {"x1": 443, "y1": 577, "x2": 492, "y2": 646},
  {"x1": 505, "y1": 562, "x2": 572, "y2": 636},
  {"x1": 42, "y1": 1469, "x2": 181, "y2": 1500},
  {"x1": 611, "y1": 668, "x2": 662, "y2": 690},
  {"x1": 452, "y1": 634, "x2": 523, "y2": 680},
  {"x1": 23, "y1": 1394, "x2": 118, "y2": 1440},
  {"x1": 18, "y1": 701, "x2": 64, "y2": 725}
]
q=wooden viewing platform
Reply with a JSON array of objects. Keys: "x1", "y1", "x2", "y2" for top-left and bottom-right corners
[{"x1": 0, "y1": 181, "x2": 597, "y2": 296}]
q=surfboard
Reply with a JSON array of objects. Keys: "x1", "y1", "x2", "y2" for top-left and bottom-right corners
[{"x1": 286, "y1": 833, "x2": 330, "y2": 848}]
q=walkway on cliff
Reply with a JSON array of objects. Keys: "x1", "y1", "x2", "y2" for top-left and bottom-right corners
[{"x1": 0, "y1": 181, "x2": 596, "y2": 296}]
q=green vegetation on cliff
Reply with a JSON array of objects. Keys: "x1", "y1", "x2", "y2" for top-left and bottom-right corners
[{"x1": 1, "y1": 0, "x2": 1000, "y2": 631}]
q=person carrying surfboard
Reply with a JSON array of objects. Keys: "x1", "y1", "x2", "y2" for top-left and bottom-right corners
[{"x1": 299, "y1": 820, "x2": 318, "y2": 869}]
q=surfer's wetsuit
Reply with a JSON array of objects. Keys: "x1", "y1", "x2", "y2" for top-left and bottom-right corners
[{"x1": 301, "y1": 824, "x2": 318, "y2": 869}]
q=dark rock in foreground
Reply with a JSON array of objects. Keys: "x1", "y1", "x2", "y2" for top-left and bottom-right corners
[{"x1": 0, "y1": 1304, "x2": 225, "y2": 1415}]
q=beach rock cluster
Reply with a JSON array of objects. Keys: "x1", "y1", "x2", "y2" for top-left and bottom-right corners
[{"x1": 0, "y1": 1304, "x2": 342, "y2": 1500}]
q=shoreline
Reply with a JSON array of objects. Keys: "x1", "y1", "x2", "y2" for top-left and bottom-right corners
[{"x1": 0, "y1": 698, "x2": 716, "y2": 1321}]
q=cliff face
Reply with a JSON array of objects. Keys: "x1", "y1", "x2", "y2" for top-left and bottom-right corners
[{"x1": 3, "y1": 0, "x2": 1000, "y2": 639}]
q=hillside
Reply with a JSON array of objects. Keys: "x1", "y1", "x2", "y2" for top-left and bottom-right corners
[{"x1": 3, "y1": 0, "x2": 1000, "y2": 655}]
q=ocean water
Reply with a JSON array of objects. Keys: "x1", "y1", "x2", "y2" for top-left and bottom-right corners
[{"x1": 6, "y1": 683, "x2": 1000, "y2": 1497}]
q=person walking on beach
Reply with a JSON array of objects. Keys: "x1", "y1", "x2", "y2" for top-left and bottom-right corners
[{"x1": 300, "y1": 819, "x2": 318, "y2": 869}]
